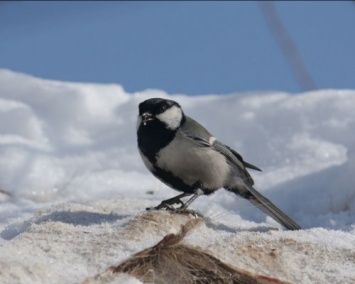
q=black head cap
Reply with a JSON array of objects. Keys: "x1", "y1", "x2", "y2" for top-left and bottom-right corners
[{"x1": 139, "y1": 98, "x2": 181, "y2": 116}]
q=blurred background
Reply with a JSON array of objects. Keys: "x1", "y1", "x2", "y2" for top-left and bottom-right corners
[{"x1": 1, "y1": 1, "x2": 354, "y2": 95}]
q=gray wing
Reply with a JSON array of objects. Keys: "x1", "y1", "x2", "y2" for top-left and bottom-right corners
[
  {"x1": 180, "y1": 116, "x2": 213, "y2": 147},
  {"x1": 225, "y1": 145, "x2": 261, "y2": 172},
  {"x1": 212, "y1": 140, "x2": 256, "y2": 185},
  {"x1": 181, "y1": 116, "x2": 301, "y2": 230},
  {"x1": 180, "y1": 116, "x2": 260, "y2": 185}
]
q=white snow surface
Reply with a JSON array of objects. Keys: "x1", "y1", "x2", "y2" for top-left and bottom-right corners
[{"x1": 0, "y1": 69, "x2": 354, "y2": 283}]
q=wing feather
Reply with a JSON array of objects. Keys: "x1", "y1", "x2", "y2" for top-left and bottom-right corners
[{"x1": 180, "y1": 116, "x2": 260, "y2": 185}]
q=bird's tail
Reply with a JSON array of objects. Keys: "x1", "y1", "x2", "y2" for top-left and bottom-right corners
[{"x1": 228, "y1": 185, "x2": 301, "y2": 230}]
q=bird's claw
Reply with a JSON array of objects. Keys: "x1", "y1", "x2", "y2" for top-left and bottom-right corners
[
  {"x1": 146, "y1": 198, "x2": 185, "y2": 211},
  {"x1": 146, "y1": 202, "x2": 202, "y2": 218},
  {"x1": 146, "y1": 203, "x2": 174, "y2": 211}
]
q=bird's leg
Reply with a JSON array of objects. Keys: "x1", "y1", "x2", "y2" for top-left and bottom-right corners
[
  {"x1": 178, "y1": 189, "x2": 204, "y2": 210},
  {"x1": 146, "y1": 192, "x2": 191, "y2": 211}
]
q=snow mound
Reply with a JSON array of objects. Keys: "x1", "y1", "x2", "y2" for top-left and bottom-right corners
[{"x1": 0, "y1": 69, "x2": 355, "y2": 283}]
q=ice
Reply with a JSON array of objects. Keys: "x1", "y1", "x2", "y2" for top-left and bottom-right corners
[{"x1": 0, "y1": 69, "x2": 354, "y2": 283}]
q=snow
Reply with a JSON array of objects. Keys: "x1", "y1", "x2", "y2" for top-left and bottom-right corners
[{"x1": 0, "y1": 69, "x2": 354, "y2": 283}]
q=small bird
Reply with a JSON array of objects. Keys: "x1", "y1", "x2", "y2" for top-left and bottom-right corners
[{"x1": 137, "y1": 98, "x2": 301, "y2": 230}]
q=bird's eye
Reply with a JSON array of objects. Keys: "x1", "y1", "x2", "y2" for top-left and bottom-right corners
[{"x1": 160, "y1": 105, "x2": 167, "y2": 112}]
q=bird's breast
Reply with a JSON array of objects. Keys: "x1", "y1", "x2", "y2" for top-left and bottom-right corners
[
  {"x1": 156, "y1": 132, "x2": 230, "y2": 190},
  {"x1": 137, "y1": 122, "x2": 176, "y2": 163}
]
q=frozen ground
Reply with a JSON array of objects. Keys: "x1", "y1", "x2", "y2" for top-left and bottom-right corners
[{"x1": 0, "y1": 69, "x2": 354, "y2": 283}]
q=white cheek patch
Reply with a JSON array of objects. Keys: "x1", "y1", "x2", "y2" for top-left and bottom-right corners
[{"x1": 157, "y1": 105, "x2": 183, "y2": 130}]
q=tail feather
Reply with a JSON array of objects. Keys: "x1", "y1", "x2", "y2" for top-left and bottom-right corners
[{"x1": 230, "y1": 185, "x2": 301, "y2": 230}]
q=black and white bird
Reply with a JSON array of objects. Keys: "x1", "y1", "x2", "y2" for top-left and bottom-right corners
[{"x1": 137, "y1": 98, "x2": 301, "y2": 230}]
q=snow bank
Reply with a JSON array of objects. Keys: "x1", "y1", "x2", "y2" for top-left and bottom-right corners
[
  {"x1": 0, "y1": 200, "x2": 354, "y2": 284},
  {"x1": 0, "y1": 69, "x2": 354, "y2": 283}
]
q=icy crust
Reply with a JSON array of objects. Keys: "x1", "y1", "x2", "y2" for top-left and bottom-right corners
[{"x1": 0, "y1": 199, "x2": 354, "y2": 284}]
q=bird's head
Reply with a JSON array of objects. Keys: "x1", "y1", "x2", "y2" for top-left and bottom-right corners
[{"x1": 138, "y1": 98, "x2": 184, "y2": 130}]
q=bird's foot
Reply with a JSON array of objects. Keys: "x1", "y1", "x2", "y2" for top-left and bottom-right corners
[
  {"x1": 146, "y1": 201, "x2": 202, "y2": 218},
  {"x1": 146, "y1": 203, "x2": 174, "y2": 211},
  {"x1": 146, "y1": 197, "x2": 184, "y2": 211}
]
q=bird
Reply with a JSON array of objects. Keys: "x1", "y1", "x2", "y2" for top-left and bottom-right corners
[{"x1": 136, "y1": 97, "x2": 301, "y2": 230}]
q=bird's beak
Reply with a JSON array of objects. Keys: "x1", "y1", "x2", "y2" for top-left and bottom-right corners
[{"x1": 142, "y1": 112, "x2": 154, "y2": 125}]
